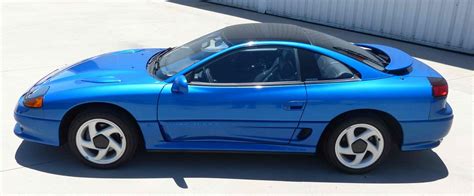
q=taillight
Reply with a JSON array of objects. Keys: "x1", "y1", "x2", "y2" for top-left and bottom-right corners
[{"x1": 428, "y1": 77, "x2": 448, "y2": 97}]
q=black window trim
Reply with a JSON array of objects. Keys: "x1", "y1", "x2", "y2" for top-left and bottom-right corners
[
  {"x1": 304, "y1": 77, "x2": 361, "y2": 84},
  {"x1": 189, "y1": 81, "x2": 305, "y2": 87}
]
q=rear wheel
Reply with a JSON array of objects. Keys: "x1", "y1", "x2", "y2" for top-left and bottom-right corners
[
  {"x1": 324, "y1": 116, "x2": 391, "y2": 174},
  {"x1": 68, "y1": 109, "x2": 138, "y2": 169}
]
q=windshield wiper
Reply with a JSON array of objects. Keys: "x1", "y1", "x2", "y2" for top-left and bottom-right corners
[{"x1": 151, "y1": 47, "x2": 174, "y2": 73}]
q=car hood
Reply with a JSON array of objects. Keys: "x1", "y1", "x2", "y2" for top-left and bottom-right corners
[{"x1": 40, "y1": 48, "x2": 165, "y2": 86}]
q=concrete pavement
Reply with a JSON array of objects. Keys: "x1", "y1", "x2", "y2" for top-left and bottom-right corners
[{"x1": 1, "y1": 0, "x2": 473, "y2": 194}]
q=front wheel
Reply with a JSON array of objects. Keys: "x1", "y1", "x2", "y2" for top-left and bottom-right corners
[
  {"x1": 68, "y1": 109, "x2": 138, "y2": 169},
  {"x1": 324, "y1": 117, "x2": 391, "y2": 174}
]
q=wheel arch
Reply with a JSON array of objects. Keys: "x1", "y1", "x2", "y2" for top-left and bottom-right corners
[
  {"x1": 317, "y1": 109, "x2": 403, "y2": 153},
  {"x1": 59, "y1": 102, "x2": 145, "y2": 148}
]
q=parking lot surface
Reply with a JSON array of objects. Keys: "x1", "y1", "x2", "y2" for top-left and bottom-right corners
[{"x1": 1, "y1": 0, "x2": 473, "y2": 194}]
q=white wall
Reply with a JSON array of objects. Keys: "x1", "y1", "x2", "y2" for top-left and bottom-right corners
[{"x1": 208, "y1": 0, "x2": 474, "y2": 54}]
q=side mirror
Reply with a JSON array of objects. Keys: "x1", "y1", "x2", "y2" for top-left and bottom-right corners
[{"x1": 171, "y1": 75, "x2": 188, "y2": 94}]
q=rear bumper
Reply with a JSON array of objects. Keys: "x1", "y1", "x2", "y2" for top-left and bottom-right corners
[
  {"x1": 14, "y1": 112, "x2": 61, "y2": 146},
  {"x1": 400, "y1": 104, "x2": 453, "y2": 151}
]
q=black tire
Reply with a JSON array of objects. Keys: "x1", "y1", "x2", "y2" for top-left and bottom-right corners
[
  {"x1": 324, "y1": 116, "x2": 391, "y2": 174},
  {"x1": 67, "y1": 108, "x2": 139, "y2": 169}
]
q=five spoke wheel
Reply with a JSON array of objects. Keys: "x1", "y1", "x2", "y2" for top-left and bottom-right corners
[
  {"x1": 334, "y1": 123, "x2": 384, "y2": 169},
  {"x1": 69, "y1": 109, "x2": 138, "y2": 168},
  {"x1": 324, "y1": 117, "x2": 391, "y2": 173},
  {"x1": 75, "y1": 119, "x2": 127, "y2": 165}
]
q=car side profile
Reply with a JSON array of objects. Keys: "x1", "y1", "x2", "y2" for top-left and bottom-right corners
[{"x1": 14, "y1": 23, "x2": 453, "y2": 173}]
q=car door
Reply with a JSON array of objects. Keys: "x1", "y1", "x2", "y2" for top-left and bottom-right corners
[{"x1": 158, "y1": 46, "x2": 307, "y2": 144}]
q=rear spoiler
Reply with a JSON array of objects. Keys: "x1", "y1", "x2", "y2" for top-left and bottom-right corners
[{"x1": 355, "y1": 43, "x2": 414, "y2": 73}]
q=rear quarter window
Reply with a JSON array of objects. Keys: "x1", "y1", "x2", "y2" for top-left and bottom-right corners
[{"x1": 298, "y1": 49, "x2": 357, "y2": 81}]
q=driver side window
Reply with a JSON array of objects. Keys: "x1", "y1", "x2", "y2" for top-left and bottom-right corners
[{"x1": 187, "y1": 47, "x2": 300, "y2": 84}]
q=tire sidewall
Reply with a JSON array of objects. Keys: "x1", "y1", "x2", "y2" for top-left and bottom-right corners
[
  {"x1": 67, "y1": 109, "x2": 138, "y2": 169},
  {"x1": 325, "y1": 116, "x2": 392, "y2": 174}
]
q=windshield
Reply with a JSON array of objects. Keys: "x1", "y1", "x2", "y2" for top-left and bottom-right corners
[{"x1": 150, "y1": 31, "x2": 230, "y2": 80}]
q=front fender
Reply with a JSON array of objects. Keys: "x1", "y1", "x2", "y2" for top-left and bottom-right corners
[{"x1": 42, "y1": 82, "x2": 166, "y2": 121}]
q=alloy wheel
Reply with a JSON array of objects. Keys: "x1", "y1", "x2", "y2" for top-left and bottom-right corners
[
  {"x1": 75, "y1": 118, "x2": 126, "y2": 165},
  {"x1": 334, "y1": 123, "x2": 384, "y2": 169}
]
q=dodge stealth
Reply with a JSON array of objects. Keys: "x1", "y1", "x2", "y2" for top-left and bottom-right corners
[{"x1": 14, "y1": 23, "x2": 453, "y2": 173}]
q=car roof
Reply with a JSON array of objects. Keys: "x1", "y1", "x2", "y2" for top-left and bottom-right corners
[
  {"x1": 218, "y1": 23, "x2": 387, "y2": 72},
  {"x1": 220, "y1": 23, "x2": 349, "y2": 50},
  {"x1": 221, "y1": 23, "x2": 310, "y2": 45}
]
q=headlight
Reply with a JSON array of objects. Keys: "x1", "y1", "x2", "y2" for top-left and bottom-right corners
[{"x1": 23, "y1": 86, "x2": 49, "y2": 108}]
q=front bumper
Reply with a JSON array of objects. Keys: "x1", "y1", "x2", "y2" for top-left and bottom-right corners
[
  {"x1": 14, "y1": 97, "x2": 61, "y2": 146},
  {"x1": 14, "y1": 113, "x2": 61, "y2": 146}
]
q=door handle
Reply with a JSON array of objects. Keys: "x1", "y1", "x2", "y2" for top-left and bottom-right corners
[
  {"x1": 283, "y1": 101, "x2": 305, "y2": 111},
  {"x1": 289, "y1": 105, "x2": 303, "y2": 110}
]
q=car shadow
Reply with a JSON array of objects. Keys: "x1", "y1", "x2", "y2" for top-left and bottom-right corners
[
  {"x1": 15, "y1": 141, "x2": 448, "y2": 188},
  {"x1": 167, "y1": 0, "x2": 473, "y2": 71}
]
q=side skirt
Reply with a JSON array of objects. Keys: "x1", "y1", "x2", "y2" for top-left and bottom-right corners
[{"x1": 146, "y1": 141, "x2": 317, "y2": 154}]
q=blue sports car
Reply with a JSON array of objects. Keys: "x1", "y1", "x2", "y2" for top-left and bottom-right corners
[{"x1": 14, "y1": 23, "x2": 453, "y2": 173}]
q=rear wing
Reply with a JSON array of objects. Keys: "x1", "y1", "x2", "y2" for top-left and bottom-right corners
[{"x1": 356, "y1": 43, "x2": 414, "y2": 75}]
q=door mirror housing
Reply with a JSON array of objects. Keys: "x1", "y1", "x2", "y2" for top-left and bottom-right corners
[{"x1": 171, "y1": 75, "x2": 188, "y2": 94}]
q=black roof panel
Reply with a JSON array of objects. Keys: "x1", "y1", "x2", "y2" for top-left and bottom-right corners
[
  {"x1": 219, "y1": 23, "x2": 386, "y2": 69},
  {"x1": 221, "y1": 23, "x2": 310, "y2": 45},
  {"x1": 220, "y1": 23, "x2": 351, "y2": 49}
]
